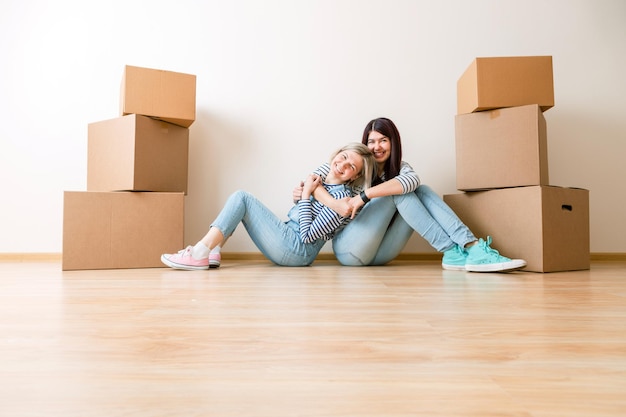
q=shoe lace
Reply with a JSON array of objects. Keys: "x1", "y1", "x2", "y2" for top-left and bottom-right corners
[
  {"x1": 177, "y1": 246, "x2": 193, "y2": 255},
  {"x1": 478, "y1": 236, "x2": 502, "y2": 257}
]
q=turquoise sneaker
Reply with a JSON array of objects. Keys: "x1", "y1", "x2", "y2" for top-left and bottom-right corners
[
  {"x1": 442, "y1": 245, "x2": 468, "y2": 271},
  {"x1": 465, "y1": 237, "x2": 527, "y2": 272}
]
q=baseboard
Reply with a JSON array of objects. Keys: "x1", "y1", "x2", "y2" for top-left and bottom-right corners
[
  {"x1": 0, "y1": 253, "x2": 63, "y2": 262},
  {"x1": 590, "y1": 253, "x2": 626, "y2": 261},
  {"x1": 2, "y1": 252, "x2": 626, "y2": 262}
]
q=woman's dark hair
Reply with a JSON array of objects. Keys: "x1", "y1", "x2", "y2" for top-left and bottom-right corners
[{"x1": 362, "y1": 117, "x2": 403, "y2": 185}]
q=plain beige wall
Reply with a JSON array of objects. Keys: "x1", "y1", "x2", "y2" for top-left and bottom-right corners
[{"x1": 1, "y1": 0, "x2": 624, "y2": 255}]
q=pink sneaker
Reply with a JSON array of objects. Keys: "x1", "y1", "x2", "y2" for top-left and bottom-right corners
[
  {"x1": 208, "y1": 252, "x2": 221, "y2": 269},
  {"x1": 161, "y1": 246, "x2": 209, "y2": 270}
]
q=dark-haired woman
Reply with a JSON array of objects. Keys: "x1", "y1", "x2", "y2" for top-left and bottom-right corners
[{"x1": 308, "y1": 118, "x2": 526, "y2": 272}]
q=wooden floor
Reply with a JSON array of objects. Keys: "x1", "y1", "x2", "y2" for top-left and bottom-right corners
[{"x1": 1, "y1": 260, "x2": 625, "y2": 417}]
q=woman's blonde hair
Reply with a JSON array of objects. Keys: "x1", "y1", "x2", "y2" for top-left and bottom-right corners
[{"x1": 329, "y1": 142, "x2": 375, "y2": 190}]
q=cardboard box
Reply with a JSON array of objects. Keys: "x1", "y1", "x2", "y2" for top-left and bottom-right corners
[
  {"x1": 443, "y1": 186, "x2": 589, "y2": 273},
  {"x1": 62, "y1": 191, "x2": 184, "y2": 270},
  {"x1": 455, "y1": 104, "x2": 549, "y2": 190},
  {"x1": 457, "y1": 56, "x2": 554, "y2": 115},
  {"x1": 120, "y1": 65, "x2": 196, "y2": 127},
  {"x1": 88, "y1": 114, "x2": 189, "y2": 194}
]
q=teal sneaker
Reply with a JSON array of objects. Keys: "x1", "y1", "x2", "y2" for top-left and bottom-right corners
[
  {"x1": 465, "y1": 236, "x2": 527, "y2": 272},
  {"x1": 442, "y1": 245, "x2": 468, "y2": 271}
]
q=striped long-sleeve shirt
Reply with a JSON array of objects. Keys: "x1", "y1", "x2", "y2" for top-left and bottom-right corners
[
  {"x1": 313, "y1": 161, "x2": 421, "y2": 196},
  {"x1": 296, "y1": 183, "x2": 351, "y2": 244}
]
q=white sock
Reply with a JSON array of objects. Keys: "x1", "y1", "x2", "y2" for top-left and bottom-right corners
[
  {"x1": 210, "y1": 245, "x2": 221, "y2": 254},
  {"x1": 191, "y1": 242, "x2": 210, "y2": 259}
]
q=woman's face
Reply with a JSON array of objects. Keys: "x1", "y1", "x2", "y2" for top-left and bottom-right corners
[
  {"x1": 329, "y1": 150, "x2": 364, "y2": 183},
  {"x1": 366, "y1": 130, "x2": 391, "y2": 166}
]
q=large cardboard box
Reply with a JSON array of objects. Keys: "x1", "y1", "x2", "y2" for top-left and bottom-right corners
[
  {"x1": 455, "y1": 104, "x2": 549, "y2": 190},
  {"x1": 88, "y1": 114, "x2": 189, "y2": 194},
  {"x1": 444, "y1": 186, "x2": 589, "y2": 273},
  {"x1": 457, "y1": 56, "x2": 554, "y2": 115},
  {"x1": 62, "y1": 191, "x2": 184, "y2": 270},
  {"x1": 120, "y1": 65, "x2": 196, "y2": 127}
]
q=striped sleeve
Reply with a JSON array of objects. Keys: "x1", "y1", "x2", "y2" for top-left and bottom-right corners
[
  {"x1": 394, "y1": 161, "x2": 420, "y2": 194},
  {"x1": 312, "y1": 163, "x2": 330, "y2": 180},
  {"x1": 298, "y1": 187, "x2": 351, "y2": 243}
]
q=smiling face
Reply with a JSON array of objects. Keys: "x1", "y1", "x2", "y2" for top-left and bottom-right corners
[
  {"x1": 366, "y1": 130, "x2": 391, "y2": 171},
  {"x1": 327, "y1": 150, "x2": 364, "y2": 184}
]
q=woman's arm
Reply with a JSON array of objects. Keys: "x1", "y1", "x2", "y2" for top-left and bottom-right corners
[
  {"x1": 361, "y1": 177, "x2": 404, "y2": 199},
  {"x1": 312, "y1": 186, "x2": 351, "y2": 217},
  {"x1": 310, "y1": 162, "x2": 352, "y2": 217},
  {"x1": 360, "y1": 161, "x2": 419, "y2": 200},
  {"x1": 345, "y1": 162, "x2": 420, "y2": 217},
  {"x1": 344, "y1": 178, "x2": 404, "y2": 218},
  {"x1": 298, "y1": 200, "x2": 346, "y2": 243},
  {"x1": 298, "y1": 188, "x2": 351, "y2": 243}
]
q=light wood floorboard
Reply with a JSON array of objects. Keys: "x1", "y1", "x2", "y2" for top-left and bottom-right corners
[{"x1": 1, "y1": 260, "x2": 625, "y2": 417}]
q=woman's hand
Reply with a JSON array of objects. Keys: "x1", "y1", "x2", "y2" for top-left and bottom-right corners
[
  {"x1": 347, "y1": 195, "x2": 366, "y2": 219},
  {"x1": 331, "y1": 197, "x2": 352, "y2": 217},
  {"x1": 302, "y1": 174, "x2": 321, "y2": 199}
]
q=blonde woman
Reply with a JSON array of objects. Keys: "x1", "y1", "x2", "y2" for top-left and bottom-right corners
[{"x1": 162, "y1": 143, "x2": 375, "y2": 269}]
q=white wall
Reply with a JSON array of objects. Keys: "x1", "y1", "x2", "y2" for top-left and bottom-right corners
[{"x1": 1, "y1": 0, "x2": 625, "y2": 255}]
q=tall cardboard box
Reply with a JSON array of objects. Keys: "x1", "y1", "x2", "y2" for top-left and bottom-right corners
[
  {"x1": 120, "y1": 65, "x2": 196, "y2": 127},
  {"x1": 88, "y1": 114, "x2": 189, "y2": 193},
  {"x1": 443, "y1": 186, "x2": 589, "y2": 272},
  {"x1": 62, "y1": 191, "x2": 184, "y2": 270},
  {"x1": 455, "y1": 104, "x2": 549, "y2": 190},
  {"x1": 457, "y1": 56, "x2": 554, "y2": 115}
]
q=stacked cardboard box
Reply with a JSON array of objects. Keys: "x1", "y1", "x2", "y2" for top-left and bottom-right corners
[
  {"x1": 443, "y1": 56, "x2": 590, "y2": 272},
  {"x1": 62, "y1": 65, "x2": 196, "y2": 270}
]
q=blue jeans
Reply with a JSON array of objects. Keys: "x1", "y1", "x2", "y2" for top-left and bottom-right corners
[
  {"x1": 332, "y1": 185, "x2": 476, "y2": 265},
  {"x1": 211, "y1": 190, "x2": 326, "y2": 266}
]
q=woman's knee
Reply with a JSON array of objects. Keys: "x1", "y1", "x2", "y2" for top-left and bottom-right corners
[
  {"x1": 333, "y1": 239, "x2": 374, "y2": 266},
  {"x1": 334, "y1": 251, "x2": 370, "y2": 266},
  {"x1": 230, "y1": 189, "x2": 251, "y2": 200},
  {"x1": 415, "y1": 184, "x2": 435, "y2": 198}
]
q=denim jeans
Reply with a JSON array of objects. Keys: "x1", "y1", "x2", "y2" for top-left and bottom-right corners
[
  {"x1": 332, "y1": 185, "x2": 476, "y2": 265},
  {"x1": 211, "y1": 190, "x2": 326, "y2": 266}
]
